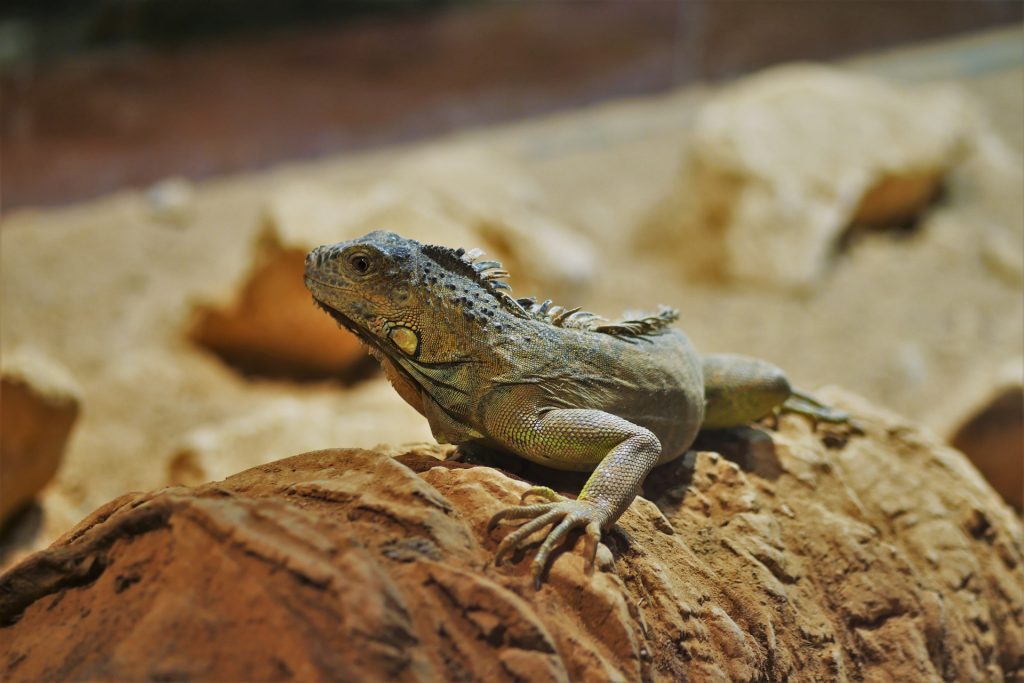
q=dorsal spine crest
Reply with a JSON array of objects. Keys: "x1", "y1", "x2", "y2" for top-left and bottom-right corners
[{"x1": 422, "y1": 241, "x2": 678, "y2": 337}]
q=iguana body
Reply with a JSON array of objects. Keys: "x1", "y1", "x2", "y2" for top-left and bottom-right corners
[{"x1": 305, "y1": 231, "x2": 845, "y2": 587}]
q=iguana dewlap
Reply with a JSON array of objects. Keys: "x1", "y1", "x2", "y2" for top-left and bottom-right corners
[{"x1": 305, "y1": 231, "x2": 845, "y2": 587}]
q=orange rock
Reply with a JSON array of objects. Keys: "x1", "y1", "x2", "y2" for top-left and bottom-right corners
[
  {"x1": 0, "y1": 351, "x2": 80, "y2": 524},
  {"x1": 189, "y1": 235, "x2": 367, "y2": 379},
  {"x1": 1, "y1": 390, "x2": 1021, "y2": 681}
]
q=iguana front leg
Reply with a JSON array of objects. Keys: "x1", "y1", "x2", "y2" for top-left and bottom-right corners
[{"x1": 486, "y1": 408, "x2": 661, "y2": 588}]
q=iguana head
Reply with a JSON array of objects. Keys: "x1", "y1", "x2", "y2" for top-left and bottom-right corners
[{"x1": 304, "y1": 230, "x2": 512, "y2": 366}]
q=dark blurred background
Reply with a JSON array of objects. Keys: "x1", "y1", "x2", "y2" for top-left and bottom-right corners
[{"x1": 2, "y1": 0, "x2": 1021, "y2": 210}]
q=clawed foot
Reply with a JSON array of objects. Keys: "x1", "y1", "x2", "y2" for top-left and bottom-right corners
[{"x1": 487, "y1": 486, "x2": 608, "y2": 589}]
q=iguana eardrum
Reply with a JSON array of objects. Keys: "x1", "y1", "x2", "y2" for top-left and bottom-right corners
[{"x1": 305, "y1": 231, "x2": 847, "y2": 587}]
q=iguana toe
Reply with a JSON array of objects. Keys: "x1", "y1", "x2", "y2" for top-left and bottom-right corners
[
  {"x1": 520, "y1": 485, "x2": 562, "y2": 504},
  {"x1": 492, "y1": 506, "x2": 562, "y2": 565},
  {"x1": 488, "y1": 499, "x2": 610, "y2": 588}
]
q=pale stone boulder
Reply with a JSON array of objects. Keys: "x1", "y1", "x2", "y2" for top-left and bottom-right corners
[
  {"x1": 144, "y1": 177, "x2": 197, "y2": 228},
  {"x1": 648, "y1": 64, "x2": 972, "y2": 288},
  {"x1": 166, "y1": 382, "x2": 432, "y2": 486},
  {"x1": 267, "y1": 145, "x2": 597, "y2": 299},
  {"x1": 948, "y1": 128, "x2": 1024, "y2": 287},
  {"x1": 0, "y1": 349, "x2": 81, "y2": 523}
]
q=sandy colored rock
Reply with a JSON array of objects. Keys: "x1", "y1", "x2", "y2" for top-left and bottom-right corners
[
  {"x1": 1, "y1": 390, "x2": 1022, "y2": 682},
  {"x1": 144, "y1": 177, "x2": 197, "y2": 228},
  {"x1": 166, "y1": 389, "x2": 435, "y2": 487},
  {"x1": 948, "y1": 128, "x2": 1024, "y2": 287},
  {"x1": 188, "y1": 232, "x2": 368, "y2": 379},
  {"x1": 264, "y1": 145, "x2": 597, "y2": 300},
  {"x1": 645, "y1": 64, "x2": 971, "y2": 288},
  {"x1": 945, "y1": 358, "x2": 1024, "y2": 512},
  {"x1": 0, "y1": 349, "x2": 81, "y2": 524}
]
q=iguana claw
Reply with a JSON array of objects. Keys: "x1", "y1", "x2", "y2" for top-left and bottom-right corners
[
  {"x1": 519, "y1": 485, "x2": 561, "y2": 504},
  {"x1": 488, "y1": 497, "x2": 607, "y2": 589}
]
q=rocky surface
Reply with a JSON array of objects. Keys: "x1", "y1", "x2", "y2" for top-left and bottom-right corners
[
  {"x1": 1, "y1": 390, "x2": 1021, "y2": 682},
  {"x1": 0, "y1": 350, "x2": 81, "y2": 524},
  {"x1": 644, "y1": 64, "x2": 972, "y2": 288}
]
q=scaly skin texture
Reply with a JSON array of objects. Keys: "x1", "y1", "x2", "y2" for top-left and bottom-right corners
[{"x1": 305, "y1": 231, "x2": 846, "y2": 587}]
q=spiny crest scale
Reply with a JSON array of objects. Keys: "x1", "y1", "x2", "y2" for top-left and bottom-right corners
[
  {"x1": 420, "y1": 242, "x2": 528, "y2": 316},
  {"x1": 516, "y1": 298, "x2": 679, "y2": 337},
  {"x1": 420, "y1": 239, "x2": 679, "y2": 337}
]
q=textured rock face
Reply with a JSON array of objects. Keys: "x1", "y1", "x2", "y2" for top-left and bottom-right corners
[
  {"x1": 0, "y1": 350, "x2": 81, "y2": 524},
  {"x1": 2, "y1": 391, "x2": 1021, "y2": 682},
  {"x1": 646, "y1": 64, "x2": 971, "y2": 288}
]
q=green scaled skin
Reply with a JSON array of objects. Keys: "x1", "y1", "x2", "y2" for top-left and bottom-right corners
[{"x1": 305, "y1": 231, "x2": 848, "y2": 588}]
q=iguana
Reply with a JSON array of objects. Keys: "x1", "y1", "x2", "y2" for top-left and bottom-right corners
[{"x1": 305, "y1": 231, "x2": 847, "y2": 587}]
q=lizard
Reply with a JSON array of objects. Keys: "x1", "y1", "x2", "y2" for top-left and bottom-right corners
[{"x1": 304, "y1": 230, "x2": 848, "y2": 588}]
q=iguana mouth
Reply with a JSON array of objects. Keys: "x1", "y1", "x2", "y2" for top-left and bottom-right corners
[
  {"x1": 304, "y1": 275, "x2": 346, "y2": 293},
  {"x1": 311, "y1": 295, "x2": 473, "y2": 412},
  {"x1": 312, "y1": 298, "x2": 364, "y2": 337},
  {"x1": 310, "y1": 296, "x2": 406, "y2": 367}
]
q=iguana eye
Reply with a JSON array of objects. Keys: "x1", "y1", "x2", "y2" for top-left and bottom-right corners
[{"x1": 350, "y1": 254, "x2": 371, "y2": 274}]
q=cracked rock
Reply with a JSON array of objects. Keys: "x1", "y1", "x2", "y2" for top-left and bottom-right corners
[{"x1": 1, "y1": 390, "x2": 1021, "y2": 682}]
